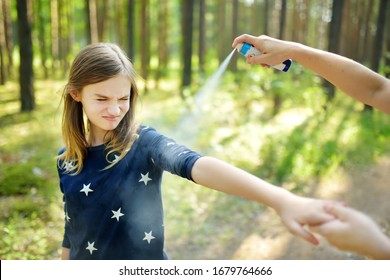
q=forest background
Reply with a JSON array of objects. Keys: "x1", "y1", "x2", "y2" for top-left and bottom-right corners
[{"x1": 1, "y1": 0, "x2": 390, "y2": 259}]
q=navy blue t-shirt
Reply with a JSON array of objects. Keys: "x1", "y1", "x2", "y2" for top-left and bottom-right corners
[{"x1": 57, "y1": 126, "x2": 202, "y2": 260}]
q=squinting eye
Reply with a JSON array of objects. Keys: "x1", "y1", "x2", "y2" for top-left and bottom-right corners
[{"x1": 97, "y1": 99, "x2": 107, "y2": 102}]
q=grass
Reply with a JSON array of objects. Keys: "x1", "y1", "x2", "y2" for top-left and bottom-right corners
[
  {"x1": 0, "y1": 79, "x2": 64, "y2": 259},
  {"x1": 1, "y1": 68, "x2": 390, "y2": 259}
]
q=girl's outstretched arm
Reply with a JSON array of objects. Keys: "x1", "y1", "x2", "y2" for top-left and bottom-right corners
[{"x1": 191, "y1": 156, "x2": 336, "y2": 245}]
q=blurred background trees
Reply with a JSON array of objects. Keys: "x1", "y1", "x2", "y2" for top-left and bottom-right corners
[
  {"x1": 1, "y1": 0, "x2": 390, "y2": 260},
  {"x1": 0, "y1": 0, "x2": 389, "y2": 112}
]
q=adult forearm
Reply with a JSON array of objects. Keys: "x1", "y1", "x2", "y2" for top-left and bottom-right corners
[
  {"x1": 289, "y1": 43, "x2": 390, "y2": 113},
  {"x1": 367, "y1": 235, "x2": 390, "y2": 260}
]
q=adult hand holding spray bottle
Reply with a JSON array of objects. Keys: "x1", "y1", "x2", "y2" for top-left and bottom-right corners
[{"x1": 233, "y1": 34, "x2": 292, "y2": 72}]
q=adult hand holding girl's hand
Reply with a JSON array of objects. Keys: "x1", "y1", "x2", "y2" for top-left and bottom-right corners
[
  {"x1": 274, "y1": 194, "x2": 339, "y2": 245},
  {"x1": 310, "y1": 204, "x2": 390, "y2": 259}
]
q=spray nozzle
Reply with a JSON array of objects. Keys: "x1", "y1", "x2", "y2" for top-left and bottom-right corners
[{"x1": 236, "y1": 42, "x2": 292, "y2": 72}]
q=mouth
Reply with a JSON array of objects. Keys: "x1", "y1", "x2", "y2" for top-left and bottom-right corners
[{"x1": 103, "y1": 116, "x2": 120, "y2": 122}]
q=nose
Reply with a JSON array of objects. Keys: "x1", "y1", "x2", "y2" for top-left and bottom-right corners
[{"x1": 107, "y1": 102, "x2": 120, "y2": 115}]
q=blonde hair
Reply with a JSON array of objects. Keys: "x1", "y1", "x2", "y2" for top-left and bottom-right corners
[{"x1": 58, "y1": 43, "x2": 139, "y2": 174}]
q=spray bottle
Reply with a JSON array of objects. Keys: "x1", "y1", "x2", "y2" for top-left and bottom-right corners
[{"x1": 236, "y1": 42, "x2": 292, "y2": 72}]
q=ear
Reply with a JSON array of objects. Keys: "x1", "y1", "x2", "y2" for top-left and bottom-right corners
[{"x1": 70, "y1": 91, "x2": 81, "y2": 102}]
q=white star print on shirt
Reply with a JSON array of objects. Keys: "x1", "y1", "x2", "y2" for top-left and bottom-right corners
[
  {"x1": 64, "y1": 161, "x2": 74, "y2": 172},
  {"x1": 111, "y1": 208, "x2": 124, "y2": 221},
  {"x1": 139, "y1": 172, "x2": 152, "y2": 186},
  {"x1": 80, "y1": 183, "x2": 93, "y2": 196},
  {"x1": 143, "y1": 231, "x2": 156, "y2": 244},
  {"x1": 177, "y1": 151, "x2": 190, "y2": 157},
  {"x1": 86, "y1": 241, "x2": 98, "y2": 255},
  {"x1": 65, "y1": 212, "x2": 70, "y2": 222}
]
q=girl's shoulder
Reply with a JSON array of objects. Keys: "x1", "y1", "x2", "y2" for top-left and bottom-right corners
[
  {"x1": 138, "y1": 125, "x2": 155, "y2": 134},
  {"x1": 58, "y1": 147, "x2": 66, "y2": 156},
  {"x1": 137, "y1": 125, "x2": 162, "y2": 140},
  {"x1": 136, "y1": 125, "x2": 174, "y2": 147}
]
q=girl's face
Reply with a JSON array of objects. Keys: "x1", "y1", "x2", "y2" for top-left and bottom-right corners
[{"x1": 72, "y1": 75, "x2": 131, "y2": 145}]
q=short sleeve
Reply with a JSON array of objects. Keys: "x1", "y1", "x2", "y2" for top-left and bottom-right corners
[{"x1": 140, "y1": 127, "x2": 202, "y2": 181}]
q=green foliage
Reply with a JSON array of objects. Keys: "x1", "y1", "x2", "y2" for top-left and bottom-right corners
[
  {"x1": 181, "y1": 66, "x2": 390, "y2": 194},
  {"x1": 0, "y1": 196, "x2": 62, "y2": 259},
  {"x1": 0, "y1": 163, "x2": 46, "y2": 196},
  {"x1": 1, "y1": 69, "x2": 390, "y2": 259},
  {"x1": 0, "y1": 80, "x2": 64, "y2": 259},
  {"x1": 3, "y1": 0, "x2": 390, "y2": 259}
]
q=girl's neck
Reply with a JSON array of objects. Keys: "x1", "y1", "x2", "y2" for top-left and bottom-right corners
[
  {"x1": 88, "y1": 137, "x2": 103, "y2": 147},
  {"x1": 87, "y1": 128, "x2": 107, "y2": 147}
]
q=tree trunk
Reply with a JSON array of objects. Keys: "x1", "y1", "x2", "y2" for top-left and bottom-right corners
[
  {"x1": 365, "y1": 0, "x2": 388, "y2": 112},
  {"x1": 156, "y1": 0, "x2": 169, "y2": 86},
  {"x1": 36, "y1": 0, "x2": 49, "y2": 78},
  {"x1": 323, "y1": 0, "x2": 345, "y2": 101},
  {"x1": 97, "y1": 0, "x2": 108, "y2": 41},
  {"x1": 263, "y1": 0, "x2": 269, "y2": 35},
  {"x1": 86, "y1": 0, "x2": 98, "y2": 43},
  {"x1": 291, "y1": 0, "x2": 300, "y2": 42},
  {"x1": 217, "y1": 0, "x2": 226, "y2": 64},
  {"x1": 140, "y1": 0, "x2": 150, "y2": 92},
  {"x1": 303, "y1": 0, "x2": 311, "y2": 45},
  {"x1": 3, "y1": 0, "x2": 12, "y2": 74},
  {"x1": 278, "y1": 0, "x2": 287, "y2": 39},
  {"x1": 181, "y1": 0, "x2": 194, "y2": 93},
  {"x1": 360, "y1": 0, "x2": 374, "y2": 64},
  {"x1": 272, "y1": 0, "x2": 287, "y2": 116},
  {"x1": 114, "y1": 0, "x2": 124, "y2": 47},
  {"x1": 198, "y1": 0, "x2": 205, "y2": 74},
  {"x1": 229, "y1": 0, "x2": 238, "y2": 72},
  {"x1": 65, "y1": 0, "x2": 73, "y2": 73},
  {"x1": 57, "y1": 0, "x2": 69, "y2": 73},
  {"x1": 16, "y1": 0, "x2": 35, "y2": 112},
  {"x1": 370, "y1": 0, "x2": 387, "y2": 72},
  {"x1": 251, "y1": 0, "x2": 262, "y2": 35},
  {"x1": 127, "y1": 0, "x2": 135, "y2": 60},
  {"x1": 0, "y1": 0, "x2": 6, "y2": 84},
  {"x1": 51, "y1": 0, "x2": 59, "y2": 70},
  {"x1": 385, "y1": 2, "x2": 390, "y2": 78}
]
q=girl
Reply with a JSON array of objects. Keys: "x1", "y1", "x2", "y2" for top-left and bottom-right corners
[{"x1": 57, "y1": 42, "x2": 335, "y2": 260}]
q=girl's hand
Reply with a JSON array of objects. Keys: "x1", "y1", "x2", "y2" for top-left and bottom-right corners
[{"x1": 274, "y1": 194, "x2": 338, "y2": 245}]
